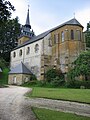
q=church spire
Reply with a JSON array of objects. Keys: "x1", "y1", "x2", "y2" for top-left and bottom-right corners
[
  {"x1": 25, "y1": 6, "x2": 31, "y2": 29},
  {"x1": 19, "y1": 6, "x2": 35, "y2": 43}
]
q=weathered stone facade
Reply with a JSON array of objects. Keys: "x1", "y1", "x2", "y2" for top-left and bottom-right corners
[
  {"x1": 9, "y1": 10, "x2": 86, "y2": 85},
  {"x1": 8, "y1": 74, "x2": 31, "y2": 85}
]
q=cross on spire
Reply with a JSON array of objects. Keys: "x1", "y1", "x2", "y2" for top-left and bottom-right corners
[
  {"x1": 28, "y1": 5, "x2": 30, "y2": 10},
  {"x1": 74, "y1": 12, "x2": 75, "y2": 18},
  {"x1": 25, "y1": 6, "x2": 31, "y2": 29}
]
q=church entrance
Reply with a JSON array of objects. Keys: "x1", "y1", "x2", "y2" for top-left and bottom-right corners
[{"x1": 13, "y1": 76, "x2": 17, "y2": 84}]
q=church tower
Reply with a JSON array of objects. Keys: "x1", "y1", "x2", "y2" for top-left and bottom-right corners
[{"x1": 18, "y1": 7, "x2": 35, "y2": 45}]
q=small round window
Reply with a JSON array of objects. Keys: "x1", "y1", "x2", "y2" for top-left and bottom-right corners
[
  {"x1": 13, "y1": 52, "x2": 16, "y2": 58},
  {"x1": 19, "y1": 49, "x2": 22, "y2": 56},
  {"x1": 35, "y1": 44, "x2": 39, "y2": 53}
]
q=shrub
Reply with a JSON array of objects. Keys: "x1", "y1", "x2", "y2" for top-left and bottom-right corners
[
  {"x1": 30, "y1": 74, "x2": 37, "y2": 81},
  {"x1": 45, "y1": 68, "x2": 64, "y2": 82},
  {"x1": 0, "y1": 68, "x2": 9, "y2": 86},
  {"x1": 66, "y1": 79, "x2": 90, "y2": 88},
  {"x1": 45, "y1": 68, "x2": 65, "y2": 87},
  {"x1": 50, "y1": 76, "x2": 65, "y2": 87},
  {"x1": 0, "y1": 58, "x2": 8, "y2": 69}
]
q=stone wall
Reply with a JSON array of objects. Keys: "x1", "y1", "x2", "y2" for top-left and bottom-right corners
[
  {"x1": 8, "y1": 74, "x2": 30, "y2": 85},
  {"x1": 10, "y1": 24, "x2": 85, "y2": 81},
  {"x1": 51, "y1": 25, "x2": 85, "y2": 73},
  {"x1": 40, "y1": 33, "x2": 52, "y2": 80},
  {"x1": 10, "y1": 39, "x2": 43, "y2": 80}
]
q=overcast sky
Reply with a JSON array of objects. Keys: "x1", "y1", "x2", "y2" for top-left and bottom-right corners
[{"x1": 9, "y1": 0, "x2": 90, "y2": 35}]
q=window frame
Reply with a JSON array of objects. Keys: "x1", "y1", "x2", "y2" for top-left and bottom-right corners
[
  {"x1": 26, "y1": 47, "x2": 30, "y2": 55},
  {"x1": 13, "y1": 52, "x2": 16, "y2": 58},
  {"x1": 77, "y1": 30, "x2": 81, "y2": 40},
  {"x1": 35, "y1": 44, "x2": 39, "y2": 53},
  {"x1": 19, "y1": 49, "x2": 22, "y2": 56},
  {"x1": 71, "y1": 30, "x2": 74, "y2": 40},
  {"x1": 61, "y1": 31, "x2": 64, "y2": 42}
]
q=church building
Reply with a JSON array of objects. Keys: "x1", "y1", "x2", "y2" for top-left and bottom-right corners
[{"x1": 8, "y1": 8, "x2": 85, "y2": 85}]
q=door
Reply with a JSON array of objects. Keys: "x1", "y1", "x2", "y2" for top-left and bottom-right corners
[{"x1": 13, "y1": 76, "x2": 17, "y2": 84}]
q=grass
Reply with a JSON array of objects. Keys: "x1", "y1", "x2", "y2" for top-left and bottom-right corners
[
  {"x1": 27, "y1": 87, "x2": 90, "y2": 104},
  {"x1": 32, "y1": 107, "x2": 90, "y2": 120},
  {"x1": 0, "y1": 68, "x2": 9, "y2": 86}
]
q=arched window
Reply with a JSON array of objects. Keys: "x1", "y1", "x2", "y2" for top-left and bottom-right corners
[
  {"x1": 77, "y1": 30, "x2": 81, "y2": 40},
  {"x1": 35, "y1": 44, "x2": 39, "y2": 53},
  {"x1": 26, "y1": 47, "x2": 30, "y2": 55},
  {"x1": 19, "y1": 49, "x2": 22, "y2": 56},
  {"x1": 13, "y1": 52, "x2": 16, "y2": 58},
  {"x1": 48, "y1": 38, "x2": 52, "y2": 47},
  {"x1": 71, "y1": 30, "x2": 74, "y2": 39},
  {"x1": 54, "y1": 34, "x2": 56, "y2": 44},
  {"x1": 61, "y1": 31, "x2": 64, "y2": 42}
]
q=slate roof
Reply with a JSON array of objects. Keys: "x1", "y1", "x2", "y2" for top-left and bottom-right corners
[
  {"x1": 9, "y1": 62, "x2": 32, "y2": 74},
  {"x1": 13, "y1": 18, "x2": 83, "y2": 51},
  {"x1": 51, "y1": 18, "x2": 83, "y2": 32},
  {"x1": 13, "y1": 30, "x2": 50, "y2": 50},
  {"x1": 26, "y1": 9, "x2": 30, "y2": 26},
  {"x1": 0, "y1": 68, "x2": 2, "y2": 72}
]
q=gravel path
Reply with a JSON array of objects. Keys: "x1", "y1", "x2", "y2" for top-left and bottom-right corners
[
  {"x1": 26, "y1": 97, "x2": 90, "y2": 117},
  {"x1": 0, "y1": 86, "x2": 37, "y2": 120},
  {"x1": 0, "y1": 86, "x2": 90, "y2": 120}
]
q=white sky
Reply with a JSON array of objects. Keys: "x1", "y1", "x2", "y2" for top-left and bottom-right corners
[{"x1": 9, "y1": 0, "x2": 90, "y2": 35}]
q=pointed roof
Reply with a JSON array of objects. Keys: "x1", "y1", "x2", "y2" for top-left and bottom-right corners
[
  {"x1": 9, "y1": 62, "x2": 32, "y2": 74},
  {"x1": 13, "y1": 18, "x2": 83, "y2": 50},
  {"x1": 25, "y1": 8, "x2": 31, "y2": 29},
  {"x1": 51, "y1": 18, "x2": 83, "y2": 32},
  {"x1": 64, "y1": 18, "x2": 83, "y2": 27}
]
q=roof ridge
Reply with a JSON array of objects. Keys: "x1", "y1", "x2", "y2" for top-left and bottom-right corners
[
  {"x1": 12, "y1": 18, "x2": 83, "y2": 51},
  {"x1": 9, "y1": 62, "x2": 32, "y2": 74}
]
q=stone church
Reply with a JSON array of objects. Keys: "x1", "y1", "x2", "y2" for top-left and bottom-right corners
[{"x1": 8, "y1": 8, "x2": 85, "y2": 85}]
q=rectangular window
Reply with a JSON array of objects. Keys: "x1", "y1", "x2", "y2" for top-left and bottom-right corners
[
  {"x1": 54, "y1": 34, "x2": 59, "y2": 44},
  {"x1": 71, "y1": 30, "x2": 74, "y2": 40},
  {"x1": 61, "y1": 31, "x2": 64, "y2": 42},
  {"x1": 77, "y1": 30, "x2": 81, "y2": 40},
  {"x1": 54, "y1": 34, "x2": 56, "y2": 44}
]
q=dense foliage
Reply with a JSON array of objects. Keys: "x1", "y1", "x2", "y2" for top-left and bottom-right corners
[
  {"x1": 73, "y1": 51, "x2": 90, "y2": 80},
  {"x1": 66, "y1": 50, "x2": 90, "y2": 88},
  {"x1": 0, "y1": 58, "x2": 9, "y2": 86},
  {"x1": 0, "y1": 17, "x2": 21, "y2": 61},
  {"x1": 45, "y1": 68, "x2": 65, "y2": 87},
  {"x1": 0, "y1": 0, "x2": 15, "y2": 24},
  {"x1": 85, "y1": 22, "x2": 90, "y2": 48},
  {"x1": 0, "y1": 0, "x2": 21, "y2": 61},
  {"x1": 0, "y1": 58, "x2": 8, "y2": 69}
]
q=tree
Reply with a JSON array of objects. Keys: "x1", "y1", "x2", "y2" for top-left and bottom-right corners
[
  {"x1": 0, "y1": 17, "x2": 21, "y2": 61},
  {"x1": 0, "y1": 0, "x2": 15, "y2": 24},
  {"x1": 0, "y1": 0, "x2": 19, "y2": 61},
  {"x1": 85, "y1": 22, "x2": 90, "y2": 48},
  {"x1": 69, "y1": 51, "x2": 90, "y2": 81}
]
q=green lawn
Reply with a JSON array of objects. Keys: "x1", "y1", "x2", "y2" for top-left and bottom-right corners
[
  {"x1": 27, "y1": 87, "x2": 90, "y2": 104},
  {"x1": 32, "y1": 107, "x2": 90, "y2": 120},
  {"x1": 0, "y1": 68, "x2": 9, "y2": 86}
]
